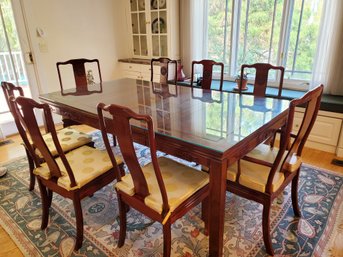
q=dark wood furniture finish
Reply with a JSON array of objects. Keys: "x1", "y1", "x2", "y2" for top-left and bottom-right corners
[
  {"x1": 39, "y1": 78, "x2": 290, "y2": 256},
  {"x1": 56, "y1": 58, "x2": 102, "y2": 93},
  {"x1": 11, "y1": 96, "x2": 123, "y2": 250},
  {"x1": 227, "y1": 85, "x2": 323, "y2": 255},
  {"x1": 239, "y1": 63, "x2": 285, "y2": 97},
  {"x1": 98, "y1": 103, "x2": 209, "y2": 257},
  {"x1": 190, "y1": 59, "x2": 224, "y2": 91},
  {"x1": 1, "y1": 81, "x2": 36, "y2": 190},
  {"x1": 150, "y1": 57, "x2": 177, "y2": 84}
]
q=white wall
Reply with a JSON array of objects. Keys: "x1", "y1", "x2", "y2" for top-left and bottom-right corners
[{"x1": 20, "y1": 0, "x2": 130, "y2": 95}]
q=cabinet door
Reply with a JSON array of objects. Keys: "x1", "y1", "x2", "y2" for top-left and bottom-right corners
[
  {"x1": 293, "y1": 112, "x2": 342, "y2": 146},
  {"x1": 149, "y1": 0, "x2": 168, "y2": 57},
  {"x1": 130, "y1": 0, "x2": 148, "y2": 56},
  {"x1": 128, "y1": 0, "x2": 179, "y2": 59}
]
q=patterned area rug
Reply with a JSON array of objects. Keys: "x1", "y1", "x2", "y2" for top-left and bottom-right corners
[{"x1": 0, "y1": 132, "x2": 342, "y2": 257}]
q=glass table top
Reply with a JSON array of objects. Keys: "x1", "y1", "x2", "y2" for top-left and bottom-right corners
[{"x1": 40, "y1": 78, "x2": 290, "y2": 153}]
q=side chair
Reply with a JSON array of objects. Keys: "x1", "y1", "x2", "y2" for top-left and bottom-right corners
[
  {"x1": 97, "y1": 103, "x2": 210, "y2": 257},
  {"x1": 1, "y1": 81, "x2": 93, "y2": 191},
  {"x1": 56, "y1": 58, "x2": 102, "y2": 128},
  {"x1": 151, "y1": 57, "x2": 177, "y2": 84},
  {"x1": 11, "y1": 96, "x2": 123, "y2": 250},
  {"x1": 238, "y1": 63, "x2": 285, "y2": 97},
  {"x1": 190, "y1": 59, "x2": 224, "y2": 91},
  {"x1": 56, "y1": 58, "x2": 102, "y2": 94},
  {"x1": 226, "y1": 84, "x2": 324, "y2": 255}
]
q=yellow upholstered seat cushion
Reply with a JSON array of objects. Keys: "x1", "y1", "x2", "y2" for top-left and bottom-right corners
[
  {"x1": 115, "y1": 157, "x2": 209, "y2": 214},
  {"x1": 34, "y1": 127, "x2": 92, "y2": 158},
  {"x1": 227, "y1": 144, "x2": 301, "y2": 193},
  {"x1": 34, "y1": 145, "x2": 122, "y2": 191}
]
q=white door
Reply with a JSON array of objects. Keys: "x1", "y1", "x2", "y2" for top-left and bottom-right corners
[{"x1": 0, "y1": 0, "x2": 38, "y2": 136}]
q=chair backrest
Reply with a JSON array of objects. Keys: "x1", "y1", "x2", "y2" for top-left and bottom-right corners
[
  {"x1": 264, "y1": 84, "x2": 323, "y2": 193},
  {"x1": 190, "y1": 59, "x2": 224, "y2": 91},
  {"x1": 11, "y1": 96, "x2": 78, "y2": 187},
  {"x1": 1, "y1": 82, "x2": 35, "y2": 153},
  {"x1": 97, "y1": 103, "x2": 170, "y2": 214},
  {"x1": 150, "y1": 57, "x2": 177, "y2": 84},
  {"x1": 56, "y1": 58, "x2": 102, "y2": 94},
  {"x1": 1, "y1": 81, "x2": 24, "y2": 114},
  {"x1": 240, "y1": 63, "x2": 284, "y2": 98},
  {"x1": 284, "y1": 84, "x2": 323, "y2": 160}
]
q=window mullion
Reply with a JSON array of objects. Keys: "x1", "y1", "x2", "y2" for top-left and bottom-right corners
[
  {"x1": 291, "y1": 0, "x2": 305, "y2": 76},
  {"x1": 242, "y1": 0, "x2": 250, "y2": 63},
  {"x1": 268, "y1": 0, "x2": 278, "y2": 64},
  {"x1": 222, "y1": 0, "x2": 229, "y2": 66},
  {"x1": 280, "y1": 0, "x2": 294, "y2": 69},
  {"x1": 230, "y1": 0, "x2": 240, "y2": 76}
]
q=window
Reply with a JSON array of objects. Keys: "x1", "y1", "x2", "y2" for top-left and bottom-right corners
[{"x1": 206, "y1": 0, "x2": 323, "y2": 84}]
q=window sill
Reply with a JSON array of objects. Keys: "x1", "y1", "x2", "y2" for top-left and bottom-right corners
[{"x1": 177, "y1": 80, "x2": 343, "y2": 114}]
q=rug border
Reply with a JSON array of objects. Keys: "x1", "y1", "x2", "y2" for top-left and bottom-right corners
[{"x1": 0, "y1": 207, "x2": 41, "y2": 257}]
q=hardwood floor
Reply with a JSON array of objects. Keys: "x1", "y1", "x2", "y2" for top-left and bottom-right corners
[{"x1": 0, "y1": 126, "x2": 342, "y2": 256}]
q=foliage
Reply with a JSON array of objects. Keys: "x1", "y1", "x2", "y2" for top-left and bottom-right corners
[
  {"x1": 0, "y1": 0, "x2": 21, "y2": 52},
  {"x1": 207, "y1": 0, "x2": 323, "y2": 81}
]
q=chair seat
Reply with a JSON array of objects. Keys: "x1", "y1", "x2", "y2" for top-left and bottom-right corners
[
  {"x1": 227, "y1": 144, "x2": 301, "y2": 193},
  {"x1": 34, "y1": 126, "x2": 92, "y2": 158},
  {"x1": 115, "y1": 157, "x2": 209, "y2": 214},
  {"x1": 34, "y1": 145, "x2": 122, "y2": 191}
]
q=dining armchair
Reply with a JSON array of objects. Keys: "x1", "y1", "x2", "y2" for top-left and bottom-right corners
[
  {"x1": 97, "y1": 103, "x2": 210, "y2": 257},
  {"x1": 1, "y1": 81, "x2": 93, "y2": 191},
  {"x1": 238, "y1": 63, "x2": 285, "y2": 97},
  {"x1": 11, "y1": 96, "x2": 123, "y2": 250},
  {"x1": 226, "y1": 84, "x2": 323, "y2": 255},
  {"x1": 190, "y1": 59, "x2": 224, "y2": 91},
  {"x1": 151, "y1": 57, "x2": 177, "y2": 84}
]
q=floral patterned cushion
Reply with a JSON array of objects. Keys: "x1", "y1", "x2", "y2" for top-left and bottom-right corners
[
  {"x1": 34, "y1": 146, "x2": 122, "y2": 191},
  {"x1": 115, "y1": 157, "x2": 209, "y2": 214},
  {"x1": 34, "y1": 127, "x2": 92, "y2": 158},
  {"x1": 227, "y1": 143, "x2": 301, "y2": 193}
]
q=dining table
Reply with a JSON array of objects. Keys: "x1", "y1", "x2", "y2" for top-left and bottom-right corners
[{"x1": 39, "y1": 78, "x2": 290, "y2": 256}]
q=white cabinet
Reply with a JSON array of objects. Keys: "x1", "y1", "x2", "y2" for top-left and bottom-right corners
[
  {"x1": 337, "y1": 124, "x2": 343, "y2": 157},
  {"x1": 119, "y1": 62, "x2": 160, "y2": 82},
  {"x1": 294, "y1": 108, "x2": 343, "y2": 153},
  {"x1": 127, "y1": 0, "x2": 179, "y2": 59}
]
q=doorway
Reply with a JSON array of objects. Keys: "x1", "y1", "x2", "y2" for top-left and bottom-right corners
[{"x1": 0, "y1": 0, "x2": 36, "y2": 137}]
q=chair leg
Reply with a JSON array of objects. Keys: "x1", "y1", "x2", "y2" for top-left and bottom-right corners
[
  {"x1": 163, "y1": 221, "x2": 171, "y2": 257},
  {"x1": 37, "y1": 180, "x2": 49, "y2": 229},
  {"x1": 291, "y1": 171, "x2": 301, "y2": 217},
  {"x1": 47, "y1": 189, "x2": 53, "y2": 208},
  {"x1": 73, "y1": 194, "x2": 84, "y2": 251},
  {"x1": 262, "y1": 203, "x2": 274, "y2": 256},
  {"x1": 26, "y1": 149, "x2": 35, "y2": 191},
  {"x1": 201, "y1": 196, "x2": 209, "y2": 235},
  {"x1": 117, "y1": 194, "x2": 127, "y2": 247}
]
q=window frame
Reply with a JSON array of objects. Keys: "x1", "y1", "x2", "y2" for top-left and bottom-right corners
[{"x1": 205, "y1": 0, "x2": 322, "y2": 91}]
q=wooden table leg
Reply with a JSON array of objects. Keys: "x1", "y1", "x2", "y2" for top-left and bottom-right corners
[{"x1": 209, "y1": 159, "x2": 227, "y2": 256}]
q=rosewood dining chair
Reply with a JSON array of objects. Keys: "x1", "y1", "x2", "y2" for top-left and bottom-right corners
[
  {"x1": 56, "y1": 58, "x2": 102, "y2": 93},
  {"x1": 150, "y1": 57, "x2": 178, "y2": 84},
  {"x1": 1, "y1": 81, "x2": 93, "y2": 191},
  {"x1": 226, "y1": 84, "x2": 323, "y2": 255},
  {"x1": 97, "y1": 103, "x2": 210, "y2": 257},
  {"x1": 238, "y1": 63, "x2": 285, "y2": 97},
  {"x1": 190, "y1": 59, "x2": 224, "y2": 91},
  {"x1": 11, "y1": 96, "x2": 123, "y2": 250}
]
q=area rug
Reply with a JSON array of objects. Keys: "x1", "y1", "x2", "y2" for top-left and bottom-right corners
[{"x1": 0, "y1": 133, "x2": 342, "y2": 257}]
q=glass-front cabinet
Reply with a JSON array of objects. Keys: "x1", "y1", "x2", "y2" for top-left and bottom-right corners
[{"x1": 128, "y1": 0, "x2": 179, "y2": 59}]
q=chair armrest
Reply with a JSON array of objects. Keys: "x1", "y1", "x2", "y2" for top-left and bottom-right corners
[{"x1": 242, "y1": 155, "x2": 274, "y2": 168}]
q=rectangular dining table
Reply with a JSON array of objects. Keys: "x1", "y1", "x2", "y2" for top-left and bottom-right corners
[{"x1": 39, "y1": 78, "x2": 290, "y2": 256}]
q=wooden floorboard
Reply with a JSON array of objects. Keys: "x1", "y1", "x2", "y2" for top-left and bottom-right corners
[{"x1": 0, "y1": 125, "x2": 342, "y2": 256}]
